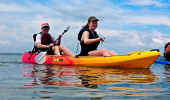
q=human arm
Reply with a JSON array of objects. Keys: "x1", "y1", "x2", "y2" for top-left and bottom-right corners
[
  {"x1": 36, "y1": 43, "x2": 54, "y2": 48},
  {"x1": 82, "y1": 31, "x2": 103, "y2": 44},
  {"x1": 55, "y1": 34, "x2": 62, "y2": 46}
]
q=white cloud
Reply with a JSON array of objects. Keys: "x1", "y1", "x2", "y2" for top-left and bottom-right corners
[
  {"x1": 0, "y1": 25, "x2": 7, "y2": 30},
  {"x1": 97, "y1": 28, "x2": 145, "y2": 48},
  {"x1": 124, "y1": 15, "x2": 170, "y2": 26},
  {"x1": 0, "y1": 40, "x2": 10, "y2": 45},
  {"x1": 127, "y1": 0, "x2": 168, "y2": 7},
  {"x1": 0, "y1": 3, "x2": 31, "y2": 12},
  {"x1": 0, "y1": 1, "x2": 54, "y2": 12},
  {"x1": 0, "y1": 4, "x2": 20, "y2": 12},
  {"x1": 0, "y1": 0, "x2": 170, "y2": 53},
  {"x1": 97, "y1": 28, "x2": 170, "y2": 50}
]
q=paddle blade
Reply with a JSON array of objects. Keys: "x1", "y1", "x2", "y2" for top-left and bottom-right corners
[
  {"x1": 65, "y1": 25, "x2": 70, "y2": 32},
  {"x1": 152, "y1": 38, "x2": 166, "y2": 44},
  {"x1": 35, "y1": 52, "x2": 46, "y2": 64}
]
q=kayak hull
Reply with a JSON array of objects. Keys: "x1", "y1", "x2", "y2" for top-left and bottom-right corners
[{"x1": 21, "y1": 51, "x2": 161, "y2": 68}]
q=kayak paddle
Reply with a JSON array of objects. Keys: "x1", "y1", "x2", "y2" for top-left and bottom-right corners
[
  {"x1": 35, "y1": 26, "x2": 70, "y2": 64},
  {"x1": 152, "y1": 38, "x2": 166, "y2": 44}
]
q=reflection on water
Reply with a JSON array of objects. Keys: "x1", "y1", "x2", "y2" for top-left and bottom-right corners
[
  {"x1": 22, "y1": 65, "x2": 159, "y2": 87},
  {"x1": 77, "y1": 66, "x2": 159, "y2": 84},
  {"x1": 21, "y1": 65, "x2": 162, "y2": 99},
  {"x1": 164, "y1": 64, "x2": 170, "y2": 82}
]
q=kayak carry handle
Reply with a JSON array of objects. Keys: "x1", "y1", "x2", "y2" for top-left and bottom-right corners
[{"x1": 150, "y1": 49, "x2": 160, "y2": 52}]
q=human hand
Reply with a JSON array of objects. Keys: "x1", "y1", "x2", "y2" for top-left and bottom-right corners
[
  {"x1": 49, "y1": 43, "x2": 54, "y2": 47},
  {"x1": 59, "y1": 34, "x2": 62, "y2": 38},
  {"x1": 98, "y1": 36, "x2": 105, "y2": 42}
]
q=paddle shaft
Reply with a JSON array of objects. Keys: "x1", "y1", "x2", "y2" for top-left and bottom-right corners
[
  {"x1": 47, "y1": 30, "x2": 68, "y2": 51},
  {"x1": 53, "y1": 30, "x2": 67, "y2": 46}
]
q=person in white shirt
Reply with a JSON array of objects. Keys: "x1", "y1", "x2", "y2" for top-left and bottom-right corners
[{"x1": 35, "y1": 22, "x2": 74, "y2": 56}]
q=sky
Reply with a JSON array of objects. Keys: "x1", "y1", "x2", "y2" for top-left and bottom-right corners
[{"x1": 1, "y1": 0, "x2": 170, "y2": 55}]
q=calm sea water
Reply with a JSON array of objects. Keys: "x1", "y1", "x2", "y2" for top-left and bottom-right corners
[{"x1": 0, "y1": 54, "x2": 170, "y2": 100}]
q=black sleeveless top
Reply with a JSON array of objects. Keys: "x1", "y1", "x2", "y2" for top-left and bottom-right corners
[{"x1": 77, "y1": 28, "x2": 100, "y2": 56}]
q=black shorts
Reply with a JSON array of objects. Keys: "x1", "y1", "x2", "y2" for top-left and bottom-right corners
[{"x1": 39, "y1": 48, "x2": 54, "y2": 55}]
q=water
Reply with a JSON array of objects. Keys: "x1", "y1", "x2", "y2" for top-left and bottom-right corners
[{"x1": 0, "y1": 54, "x2": 170, "y2": 100}]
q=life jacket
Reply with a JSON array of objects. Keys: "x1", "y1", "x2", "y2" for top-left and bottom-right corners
[
  {"x1": 33, "y1": 32, "x2": 54, "y2": 45},
  {"x1": 41, "y1": 33, "x2": 54, "y2": 45},
  {"x1": 76, "y1": 28, "x2": 100, "y2": 56},
  {"x1": 28, "y1": 32, "x2": 54, "y2": 60}
]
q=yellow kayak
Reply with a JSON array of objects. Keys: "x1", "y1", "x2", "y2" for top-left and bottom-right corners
[{"x1": 22, "y1": 50, "x2": 160, "y2": 68}]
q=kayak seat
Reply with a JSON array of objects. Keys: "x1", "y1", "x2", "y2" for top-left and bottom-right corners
[{"x1": 28, "y1": 34, "x2": 42, "y2": 60}]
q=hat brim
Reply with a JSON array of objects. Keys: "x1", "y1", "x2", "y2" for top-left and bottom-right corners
[
  {"x1": 41, "y1": 25, "x2": 50, "y2": 28},
  {"x1": 89, "y1": 19, "x2": 99, "y2": 21}
]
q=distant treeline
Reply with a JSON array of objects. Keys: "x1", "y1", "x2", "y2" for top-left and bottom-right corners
[{"x1": 0, "y1": 53, "x2": 23, "y2": 55}]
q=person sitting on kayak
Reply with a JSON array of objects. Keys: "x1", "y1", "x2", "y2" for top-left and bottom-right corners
[
  {"x1": 164, "y1": 42, "x2": 170, "y2": 61},
  {"x1": 77, "y1": 16, "x2": 117, "y2": 56},
  {"x1": 35, "y1": 22, "x2": 74, "y2": 56}
]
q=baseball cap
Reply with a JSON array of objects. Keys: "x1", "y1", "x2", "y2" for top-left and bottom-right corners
[
  {"x1": 88, "y1": 16, "x2": 99, "y2": 21},
  {"x1": 41, "y1": 23, "x2": 50, "y2": 28}
]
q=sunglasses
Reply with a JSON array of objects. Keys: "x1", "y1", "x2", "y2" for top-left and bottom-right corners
[{"x1": 42, "y1": 26, "x2": 49, "y2": 29}]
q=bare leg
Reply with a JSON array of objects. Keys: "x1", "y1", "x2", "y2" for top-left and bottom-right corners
[
  {"x1": 52, "y1": 46, "x2": 61, "y2": 56},
  {"x1": 108, "y1": 50, "x2": 118, "y2": 56},
  {"x1": 59, "y1": 45, "x2": 75, "y2": 57},
  {"x1": 88, "y1": 48, "x2": 111, "y2": 56}
]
